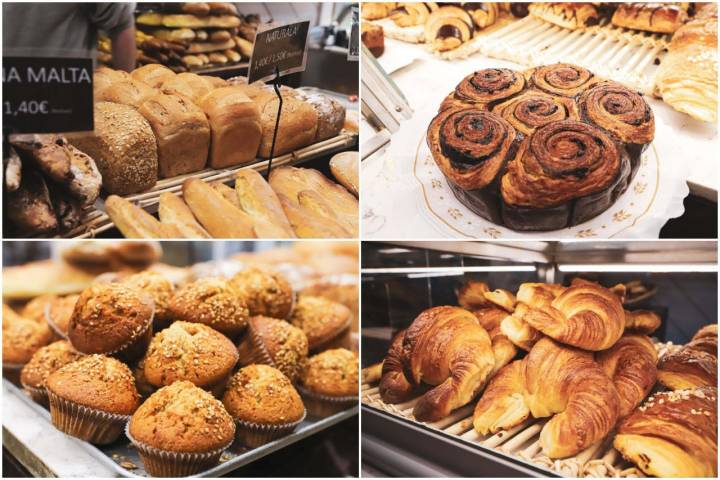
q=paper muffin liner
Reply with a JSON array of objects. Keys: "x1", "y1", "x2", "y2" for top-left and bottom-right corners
[
  {"x1": 3, "y1": 362, "x2": 25, "y2": 386},
  {"x1": 126, "y1": 423, "x2": 232, "y2": 477},
  {"x1": 47, "y1": 390, "x2": 131, "y2": 444},
  {"x1": 296, "y1": 385, "x2": 358, "y2": 417},
  {"x1": 236, "y1": 322, "x2": 276, "y2": 368},
  {"x1": 44, "y1": 302, "x2": 69, "y2": 340},
  {"x1": 21, "y1": 382, "x2": 48, "y2": 406},
  {"x1": 233, "y1": 408, "x2": 306, "y2": 448}
]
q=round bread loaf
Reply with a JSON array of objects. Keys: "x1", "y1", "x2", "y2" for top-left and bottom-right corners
[
  {"x1": 222, "y1": 364, "x2": 305, "y2": 425},
  {"x1": 229, "y1": 266, "x2": 294, "y2": 319},
  {"x1": 143, "y1": 321, "x2": 238, "y2": 388},
  {"x1": 169, "y1": 277, "x2": 249, "y2": 336},
  {"x1": 20, "y1": 340, "x2": 82, "y2": 389},
  {"x1": 69, "y1": 102, "x2": 158, "y2": 195},
  {"x1": 68, "y1": 283, "x2": 154, "y2": 355},
  {"x1": 46, "y1": 354, "x2": 140, "y2": 415},
  {"x1": 301, "y1": 348, "x2": 358, "y2": 397}
]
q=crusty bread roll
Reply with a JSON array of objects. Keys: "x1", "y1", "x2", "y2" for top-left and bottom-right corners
[
  {"x1": 69, "y1": 102, "x2": 158, "y2": 195},
  {"x1": 198, "y1": 87, "x2": 262, "y2": 168},
  {"x1": 249, "y1": 89, "x2": 319, "y2": 157},
  {"x1": 138, "y1": 92, "x2": 210, "y2": 178},
  {"x1": 208, "y1": 2, "x2": 238, "y2": 16},
  {"x1": 187, "y1": 38, "x2": 236, "y2": 53},
  {"x1": 151, "y1": 27, "x2": 196, "y2": 42},
  {"x1": 136, "y1": 13, "x2": 241, "y2": 28},
  {"x1": 94, "y1": 67, "x2": 130, "y2": 100},
  {"x1": 158, "y1": 192, "x2": 210, "y2": 238},
  {"x1": 208, "y1": 52, "x2": 229, "y2": 64},
  {"x1": 234, "y1": 169, "x2": 295, "y2": 238},
  {"x1": 181, "y1": 2, "x2": 210, "y2": 16},
  {"x1": 182, "y1": 55, "x2": 204, "y2": 67},
  {"x1": 210, "y1": 30, "x2": 232, "y2": 43},
  {"x1": 234, "y1": 36, "x2": 253, "y2": 57},
  {"x1": 106, "y1": 195, "x2": 180, "y2": 238},
  {"x1": 160, "y1": 72, "x2": 215, "y2": 102},
  {"x1": 131, "y1": 64, "x2": 177, "y2": 88},
  {"x1": 224, "y1": 49, "x2": 241, "y2": 63},
  {"x1": 95, "y1": 79, "x2": 156, "y2": 108},
  {"x1": 182, "y1": 178, "x2": 256, "y2": 238},
  {"x1": 302, "y1": 93, "x2": 346, "y2": 141}
]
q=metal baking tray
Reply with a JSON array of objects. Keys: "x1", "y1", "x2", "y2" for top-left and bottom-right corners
[{"x1": 5, "y1": 379, "x2": 358, "y2": 477}]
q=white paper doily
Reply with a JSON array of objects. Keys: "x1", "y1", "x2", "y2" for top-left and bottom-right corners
[{"x1": 387, "y1": 109, "x2": 689, "y2": 239}]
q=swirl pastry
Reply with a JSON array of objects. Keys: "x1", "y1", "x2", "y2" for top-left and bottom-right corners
[
  {"x1": 389, "y1": 2, "x2": 437, "y2": 27},
  {"x1": 427, "y1": 64, "x2": 653, "y2": 231}
]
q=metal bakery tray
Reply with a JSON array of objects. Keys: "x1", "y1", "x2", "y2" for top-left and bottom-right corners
[{"x1": 4, "y1": 379, "x2": 358, "y2": 477}]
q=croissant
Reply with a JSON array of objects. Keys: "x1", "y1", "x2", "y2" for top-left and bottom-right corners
[
  {"x1": 614, "y1": 387, "x2": 718, "y2": 477},
  {"x1": 499, "y1": 283, "x2": 565, "y2": 351},
  {"x1": 596, "y1": 334, "x2": 658, "y2": 418},
  {"x1": 570, "y1": 277, "x2": 627, "y2": 304},
  {"x1": 473, "y1": 337, "x2": 620, "y2": 458},
  {"x1": 658, "y1": 323, "x2": 717, "y2": 390},
  {"x1": 379, "y1": 306, "x2": 496, "y2": 421},
  {"x1": 624, "y1": 309, "x2": 662, "y2": 335},
  {"x1": 457, "y1": 280, "x2": 516, "y2": 312},
  {"x1": 522, "y1": 283, "x2": 625, "y2": 351},
  {"x1": 471, "y1": 306, "x2": 517, "y2": 374}
]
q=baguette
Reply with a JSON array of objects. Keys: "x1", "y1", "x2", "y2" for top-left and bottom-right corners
[
  {"x1": 235, "y1": 169, "x2": 295, "y2": 238},
  {"x1": 137, "y1": 13, "x2": 241, "y2": 29},
  {"x1": 158, "y1": 192, "x2": 211, "y2": 238},
  {"x1": 187, "y1": 38, "x2": 236, "y2": 53},
  {"x1": 277, "y1": 193, "x2": 351, "y2": 238},
  {"x1": 212, "y1": 182, "x2": 241, "y2": 208},
  {"x1": 182, "y1": 178, "x2": 256, "y2": 238},
  {"x1": 105, "y1": 195, "x2": 180, "y2": 239}
]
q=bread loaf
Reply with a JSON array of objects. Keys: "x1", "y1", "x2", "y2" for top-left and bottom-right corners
[
  {"x1": 131, "y1": 64, "x2": 177, "y2": 88},
  {"x1": 181, "y1": 2, "x2": 210, "y2": 16},
  {"x1": 187, "y1": 38, "x2": 236, "y2": 53},
  {"x1": 151, "y1": 28, "x2": 196, "y2": 42},
  {"x1": 158, "y1": 192, "x2": 210, "y2": 238},
  {"x1": 160, "y1": 72, "x2": 215, "y2": 101},
  {"x1": 138, "y1": 92, "x2": 210, "y2": 178},
  {"x1": 198, "y1": 87, "x2": 262, "y2": 168},
  {"x1": 106, "y1": 195, "x2": 180, "y2": 238},
  {"x1": 250, "y1": 89, "x2": 319, "y2": 157},
  {"x1": 234, "y1": 169, "x2": 295, "y2": 238},
  {"x1": 69, "y1": 102, "x2": 158, "y2": 195},
  {"x1": 303, "y1": 93, "x2": 346, "y2": 141},
  {"x1": 95, "y1": 79, "x2": 157, "y2": 108},
  {"x1": 182, "y1": 178, "x2": 256, "y2": 238},
  {"x1": 93, "y1": 67, "x2": 130, "y2": 100},
  {"x1": 136, "y1": 13, "x2": 241, "y2": 29}
]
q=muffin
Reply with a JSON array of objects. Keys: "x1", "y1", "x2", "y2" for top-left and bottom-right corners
[
  {"x1": 68, "y1": 283, "x2": 154, "y2": 361},
  {"x1": 121, "y1": 270, "x2": 174, "y2": 328},
  {"x1": 237, "y1": 316, "x2": 309, "y2": 383},
  {"x1": 288, "y1": 295, "x2": 352, "y2": 352},
  {"x1": 143, "y1": 321, "x2": 238, "y2": 395},
  {"x1": 45, "y1": 354, "x2": 140, "y2": 444},
  {"x1": 20, "y1": 340, "x2": 83, "y2": 404},
  {"x1": 222, "y1": 365, "x2": 305, "y2": 447},
  {"x1": 299, "y1": 348, "x2": 359, "y2": 417},
  {"x1": 229, "y1": 266, "x2": 294, "y2": 319},
  {"x1": 45, "y1": 294, "x2": 80, "y2": 338},
  {"x1": 127, "y1": 381, "x2": 235, "y2": 477},
  {"x1": 169, "y1": 277, "x2": 249, "y2": 337},
  {"x1": 3, "y1": 307, "x2": 53, "y2": 383},
  {"x1": 21, "y1": 295, "x2": 57, "y2": 324}
]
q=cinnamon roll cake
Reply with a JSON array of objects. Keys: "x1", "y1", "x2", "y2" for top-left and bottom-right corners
[{"x1": 427, "y1": 63, "x2": 655, "y2": 231}]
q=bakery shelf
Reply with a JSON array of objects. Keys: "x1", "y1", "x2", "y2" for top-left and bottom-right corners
[{"x1": 3, "y1": 379, "x2": 358, "y2": 478}]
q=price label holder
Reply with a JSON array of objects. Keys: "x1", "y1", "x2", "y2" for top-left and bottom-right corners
[
  {"x1": 248, "y1": 20, "x2": 310, "y2": 177},
  {"x1": 2, "y1": 57, "x2": 93, "y2": 133},
  {"x1": 348, "y1": 6, "x2": 359, "y2": 61}
]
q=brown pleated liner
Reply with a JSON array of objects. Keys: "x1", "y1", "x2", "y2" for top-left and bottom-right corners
[
  {"x1": 3, "y1": 362, "x2": 25, "y2": 386},
  {"x1": 296, "y1": 385, "x2": 358, "y2": 418},
  {"x1": 126, "y1": 423, "x2": 232, "y2": 477},
  {"x1": 236, "y1": 321, "x2": 276, "y2": 368},
  {"x1": 47, "y1": 390, "x2": 131, "y2": 445},
  {"x1": 233, "y1": 408, "x2": 306, "y2": 448},
  {"x1": 44, "y1": 302, "x2": 69, "y2": 340},
  {"x1": 21, "y1": 382, "x2": 48, "y2": 406}
]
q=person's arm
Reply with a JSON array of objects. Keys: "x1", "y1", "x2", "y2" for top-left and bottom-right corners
[{"x1": 110, "y1": 25, "x2": 136, "y2": 72}]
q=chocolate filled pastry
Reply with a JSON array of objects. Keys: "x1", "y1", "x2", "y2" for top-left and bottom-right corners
[
  {"x1": 427, "y1": 64, "x2": 654, "y2": 231},
  {"x1": 611, "y1": 3, "x2": 689, "y2": 34},
  {"x1": 528, "y1": 2, "x2": 603, "y2": 30},
  {"x1": 389, "y1": 2, "x2": 437, "y2": 27},
  {"x1": 462, "y1": 2, "x2": 500, "y2": 29},
  {"x1": 424, "y1": 6, "x2": 476, "y2": 52}
]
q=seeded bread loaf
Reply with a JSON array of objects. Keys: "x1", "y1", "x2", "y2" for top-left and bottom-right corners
[
  {"x1": 138, "y1": 92, "x2": 210, "y2": 178},
  {"x1": 69, "y1": 102, "x2": 158, "y2": 195}
]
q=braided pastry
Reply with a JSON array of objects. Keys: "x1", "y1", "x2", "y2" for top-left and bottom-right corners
[
  {"x1": 427, "y1": 64, "x2": 653, "y2": 231},
  {"x1": 596, "y1": 334, "x2": 658, "y2": 418},
  {"x1": 614, "y1": 386, "x2": 717, "y2": 477},
  {"x1": 522, "y1": 282, "x2": 625, "y2": 351}
]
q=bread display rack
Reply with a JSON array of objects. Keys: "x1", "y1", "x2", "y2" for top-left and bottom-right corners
[{"x1": 3, "y1": 379, "x2": 357, "y2": 478}]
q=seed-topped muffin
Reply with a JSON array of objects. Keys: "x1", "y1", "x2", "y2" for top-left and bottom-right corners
[
  {"x1": 46, "y1": 294, "x2": 80, "y2": 338},
  {"x1": 169, "y1": 277, "x2": 249, "y2": 337},
  {"x1": 300, "y1": 348, "x2": 359, "y2": 417},
  {"x1": 222, "y1": 364, "x2": 305, "y2": 446},
  {"x1": 20, "y1": 340, "x2": 83, "y2": 403},
  {"x1": 143, "y1": 321, "x2": 238, "y2": 393},
  {"x1": 3, "y1": 306, "x2": 53, "y2": 383},
  {"x1": 68, "y1": 283, "x2": 154, "y2": 361},
  {"x1": 21, "y1": 295, "x2": 57, "y2": 324},
  {"x1": 237, "y1": 316, "x2": 309, "y2": 383},
  {"x1": 288, "y1": 295, "x2": 352, "y2": 352},
  {"x1": 121, "y1": 270, "x2": 174, "y2": 327},
  {"x1": 229, "y1": 266, "x2": 294, "y2": 319},
  {"x1": 128, "y1": 381, "x2": 235, "y2": 477},
  {"x1": 45, "y1": 354, "x2": 140, "y2": 444}
]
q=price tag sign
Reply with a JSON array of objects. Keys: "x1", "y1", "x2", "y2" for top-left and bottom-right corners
[
  {"x1": 2, "y1": 57, "x2": 93, "y2": 133},
  {"x1": 348, "y1": 6, "x2": 359, "y2": 61},
  {"x1": 248, "y1": 21, "x2": 310, "y2": 83}
]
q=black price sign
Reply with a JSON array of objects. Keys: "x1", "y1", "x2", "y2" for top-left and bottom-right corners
[
  {"x1": 248, "y1": 21, "x2": 310, "y2": 83},
  {"x1": 348, "y1": 6, "x2": 359, "y2": 61},
  {"x1": 2, "y1": 57, "x2": 93, "y2": 133}
]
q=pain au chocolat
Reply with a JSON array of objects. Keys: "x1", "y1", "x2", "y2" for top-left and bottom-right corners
[{"x1": 427, "y1": 64, "x2": 655, "y2": 231}]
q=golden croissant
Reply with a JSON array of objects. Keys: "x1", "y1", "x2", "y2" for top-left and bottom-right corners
[{"x1": 658, "y1": 323, "x2": 717, "y2": 390}]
